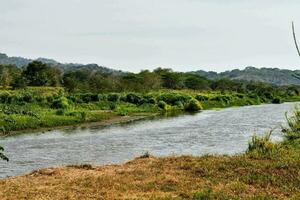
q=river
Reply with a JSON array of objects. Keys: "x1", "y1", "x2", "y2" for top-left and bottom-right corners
[{"x1": 0, "y1": 102, "x2": 298, "y2": 178}]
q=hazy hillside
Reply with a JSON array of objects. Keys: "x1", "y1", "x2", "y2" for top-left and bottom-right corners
[
  {"x1": 2, "y1": 52, "x2": 300, "y2": 85},
  {"x1": 194, "y1": 66, "x2": 300, "y2": 86},
  {"x1": 0, "y1": 53, "x2": 123, "y2": 75}
]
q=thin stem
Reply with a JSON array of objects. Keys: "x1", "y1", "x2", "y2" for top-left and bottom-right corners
[{"x1": 292, "y1": 21, "x2": 300, "y2": 57}]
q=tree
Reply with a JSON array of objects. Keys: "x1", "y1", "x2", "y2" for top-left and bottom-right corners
[
  {"x1": 184, "y1": 74, "x2": 209, "y2": 90},
  {"x1": 154, "y1": 68, "x2": 184, "y2": 89},
  {"x1": 0, "y1": 146, "x2": 8, "y2": 162},
  {"x1": 88, "y1": 72, "x2": 118, "y2": 92},
  {"x1": 0, "y1": 65, "x2": 21, "y2": 88},
  {"x1": 23, "y1": 61, "x2": 62, "y2": 86},
  {"x1": 62, "y1": 70, "x2": 91, "y2": 91},
  {"x1": 139, "y1": 70, "x2": 162, "y2": 91}
]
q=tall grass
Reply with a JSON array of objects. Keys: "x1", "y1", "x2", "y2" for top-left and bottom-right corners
[
  {"x1": 246, "y1": 131, "x2": 280, "y2": 158},
  {"x1": 282, "y1": 106, "x2": 300, "y2": 141},
  {"x1": 247, "y1": 106, "x2": 300, "y2": 158}
]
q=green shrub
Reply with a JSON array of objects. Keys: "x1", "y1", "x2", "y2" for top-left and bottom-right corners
[
  {"x1": 283, "y1": 107, "x2": 300, "y2": 141},
  {"x1": 125, "y1": 93, "x2": 142, "y2": 104},
  {"x1": 22, "y1": 94, "x2": 34, "y2": 103},
  {"x1": 81, "y1": 93, "x2": 99, "y2": 103},
  {"x1": 185, "y1": 99, "x2": 203, "y2": 111},
  {"x1": 272, "y1": 97, "x2": 281, "y2": 104},
  {"x1": 80, "y1": 111, "x2": 87, "y2": 121},
  {"x1": 98, "y1": 94, "x2": 106, "y2": 101},
  {"x1": 157, "y1": 93, "x2": 192, "y2": 106},
  {"x1": 107, "y1": 93, "x2": 120, "y2": 102},
  {"x1": 210, "y1": 95, "x2": 231, "y2": 104},
  {"x1": 158, "y1": 100, "x2": 168, "y2": 110},
  {"x1": 143, "y1": 94, "x2": 156, "y2": 104},
  {"x1": 236, "y1": 94, "x2": 245, "y2": 99},
  {"x1": 195, "y1": 94, "x2": 209, "y2": 101},
  {"x1": 51, "y1": 97, "x2": 69, "y2": 109},
  {"x1": 174, "y1": 101, "x2": 184, "y2": 109},
  {"x1": 263, "y1": 92, "x2": 273, "y2": 100},
  {"x1": 0, "y1": 92, "x2": 11, "y2": 104},
  {"x1": 109, "y1": 102, "x2": 117, "y2": 110},
  {"x1": 246, "y1": 131, "x2": 280, "y2": 158},
  {"x1": 56, "y1": 109, "x2": 66, "y2": 116}
]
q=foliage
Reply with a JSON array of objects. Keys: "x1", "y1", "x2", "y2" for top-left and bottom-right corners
[
  {"x1": 282, "y1": 107, "x2": 300, "y2": 141},
  {"x1": 107, "y1": 93, "x2": 120, "y2": 102},
  {"x1": 246, "y1": 131, "x2": 280, "y2": 158},
  {"x1": 23, "y1": 61, "x2": 61, "y2": 87},
  {"x1": 125, "y1": 93, "x2": 143, "y2": 105},
  {"x1": 184, "y1": 99, "x2": 203, "y2": 111},
  {"x1": 0, "y1": 61, "x2": 299, "y2": 100},
  {"x1": 272, "y1": 97, "x2": 282, "y2": 104},
  {"x1": 0, "y1": 146, "x2": 8, "y2": 162},
  {"x1": 158, "y1": 100, "x2": 168, "y2": 110},
  {"x1": 51, "y1": 97, "x2": 69, "y2": 109},
  {"x1": 0, "y1": 87, "x2": 299, "y2": 134}
]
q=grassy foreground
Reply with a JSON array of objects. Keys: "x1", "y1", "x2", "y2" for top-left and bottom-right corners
[
  {"x1": 0, "y1": 142, "x2": 299, "y2": 199},
  {"x1": 1, "y1": 110, "x2": 300, "y2": 199}
]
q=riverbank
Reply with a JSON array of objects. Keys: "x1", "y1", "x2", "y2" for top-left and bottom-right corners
[
  {"x1": 1, "y1": 87, "x2": 300, "y2": 135},
  {"x1": 0, "y1": 137, "x2": 299, "y2": 199},
  {"x1": 4, "y1": 113, "x2": 158, "y2": 137}
]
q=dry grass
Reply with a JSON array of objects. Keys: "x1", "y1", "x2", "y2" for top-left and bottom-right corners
[{"x1": 0, "y1": 144, "x2": 300, "y2": 200}]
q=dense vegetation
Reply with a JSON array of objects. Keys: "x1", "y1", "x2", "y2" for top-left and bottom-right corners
[
  {"x1": 1, "y1": 61, "x2": 300, "y2": 135},
  {"x1": 1, "y1": 107, "x2": 300, "y2": 199}
]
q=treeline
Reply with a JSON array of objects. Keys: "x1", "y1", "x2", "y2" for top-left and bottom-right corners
[{"x1": 1, "y1": 61, "x2": 300, "y2": 96}]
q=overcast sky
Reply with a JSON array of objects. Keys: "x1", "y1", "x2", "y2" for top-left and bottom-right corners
[{"x1": 1, "y1": 0, "x2": 300, "y2": 72}]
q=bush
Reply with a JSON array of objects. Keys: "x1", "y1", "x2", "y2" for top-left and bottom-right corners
[
  {"x1": 174, "y1": 101, "x2": 184, "y2": 109},
  {"x1": 22, "y1": 94, "x2": 34, "y2": 103},
  {"x1": 51, "y1": 97, "x2": 69, "y2": 109},
  {"x1": 158, "y1": 100, "x2": 168, "y2": 110},
  {"x1": 80, "y1": 111, "x2": 87, "y2": 121},
  {"x1": 107, "y1": 93, "x2": 120, "y2": 102},
  {"x1": 157, "y1": 93, "x2": 192, "y2": 105},
  {"x1": 272, "y1": 97, "x2": 282, "y2": 104},
  {"x1": 283, "y1": 107, "x2": 300, "y2": 141},
  {"x1": 184, "y1": 99, "x2": 203, "y2": 111},
  {"x1": 109, "y1": 102, "x2": 117, "y2": 110},
  {"x1": 210, "y1": 95, "x2": 231, "y2": 104},
  {"x1": 143, "y1": 94, "x2": 156, "y2": 104},
  {"x1": 81, "y1": 93, "x2": 99, "y2": 103},
  {"x1": 125, "y1": 93, "x2": 142, "y2": 105},
  {"x1": 56, "y1": 109, "x2": 66, "y2": 116},
  {"x1": 236, "y1": 94, "x2": 245, "y2": 99},
  {"x1": 98, "y1": 94, "x2": 106, "y2": 101},
  {"x1": 246, "y1": 131, "x2": 280, "y2": 158},
  {"x1": 195, "y1": 94, "x2": 209, "y2": 101},
  {"x1": 0, "y1": 92, "x2": 11, "y2": 104}
]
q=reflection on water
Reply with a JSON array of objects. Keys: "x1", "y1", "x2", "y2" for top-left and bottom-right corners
[{"x1": 0, "y1": 102, "x2": 298, "y2": 178}]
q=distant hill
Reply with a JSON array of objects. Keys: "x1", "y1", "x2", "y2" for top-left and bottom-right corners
[
  {"x1": 193, "y1": 66, "x2": 300, "y2": 86},
  {"x1": 2, "y1": 53, "x2": 300, "y2": 85},
  {"x1": 0, "y1": 53, "x2": 124, "y2": 75}
]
